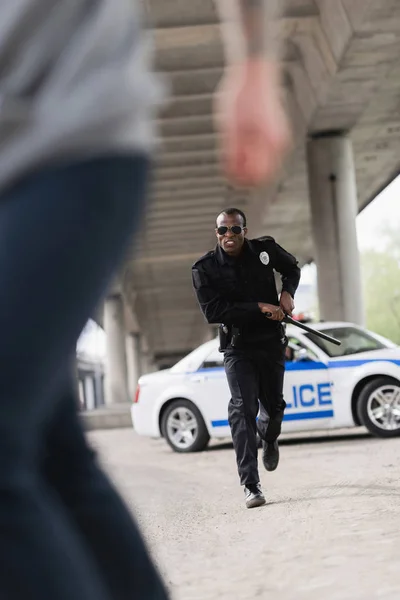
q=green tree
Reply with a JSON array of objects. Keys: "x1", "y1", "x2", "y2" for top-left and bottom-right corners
[{"x1": 361, "y1": 226, "x2": 400, "y2": 344}]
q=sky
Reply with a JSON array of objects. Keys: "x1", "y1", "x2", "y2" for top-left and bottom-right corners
[
  {"x1": 79, "y1": 175, "x2": 400, "y2": 357},
  {"x1": 356, "y1": 174, "x2": 400, "y2": 252}
]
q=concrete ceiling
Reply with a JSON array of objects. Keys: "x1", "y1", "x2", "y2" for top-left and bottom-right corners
[{"x1": 121, "y1": 0, "x2": 400, "y2": 364}]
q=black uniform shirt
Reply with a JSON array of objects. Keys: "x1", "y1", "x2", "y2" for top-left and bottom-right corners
[{"x1": 192, "y1": 237, "x2": 301, "y2": 344}]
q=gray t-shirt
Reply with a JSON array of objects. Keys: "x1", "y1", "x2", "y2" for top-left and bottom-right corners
[{"x1": 0, "y1": 0, "x2": 165, "y2": 192}]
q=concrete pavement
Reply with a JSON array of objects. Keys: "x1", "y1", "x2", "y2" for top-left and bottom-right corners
[{"x1": 88, "y1": 428, "x2": 400, "y2": 600}]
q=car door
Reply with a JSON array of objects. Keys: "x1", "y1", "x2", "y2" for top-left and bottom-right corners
[
  {"x1": 282, "y1": 336, "x2": 335, "y2": 433},
  {"x1": 189, "y1": 347, "x2": 231, "y2": 438}
]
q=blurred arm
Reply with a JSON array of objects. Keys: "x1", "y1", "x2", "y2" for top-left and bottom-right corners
[{"x1": 215, "y1": 0, "x2": 281, "y2": 64}]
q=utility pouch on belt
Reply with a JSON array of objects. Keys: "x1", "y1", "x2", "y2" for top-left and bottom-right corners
[
  {"x1": 218, "y1": 324, "x2": 229, "y2": 352},
  {"x1": 231, "y1": 325, "x2": 242, "y2": 348}
]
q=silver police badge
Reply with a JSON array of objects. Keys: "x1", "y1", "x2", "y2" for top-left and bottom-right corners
[{"x1": 259, "y1": 251, "x2": 270, "y2": 266}]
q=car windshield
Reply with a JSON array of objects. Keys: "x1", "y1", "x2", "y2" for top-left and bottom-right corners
[{"x1": 304, "y1": 326, "x2": 390, "y2": 358}]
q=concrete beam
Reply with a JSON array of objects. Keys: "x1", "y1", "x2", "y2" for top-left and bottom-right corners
[
  {"x1": 341, "y1": 0, "x2": 375, "y2": 31},
  {"x1": 160, "y1": 94, "x2": 212, "y2": 120},
  {"x1": 150, "y1": 0, "x2": 217, "y2": 29},
  {"x1": 133, "y1": 253, "x2": 204, "y2": 266},
  {"x1": 153, "y1": 18, "x2": 330, "y2": 75},
  {"x1": 140, "y1": 237, "x2": 213, "y2": 250},
  {"x1": 140, "y1": 218, "x2": 214, "y2": 232},
  {"x1": 160, "y1": 133, "x2": 217, "y2": 153},
  {"x1": 146, "y1": 202, "x2": 224, "y2": 218},
  {"x1": 150, "y1": 0, "x2": 319, "y2": 29},
  {"x1": 168, "y1": 68, "x2": 222, "y2": 96},
  {"x1": 153, "y1": 175, "x2": 226, "y2": 191},
  {"x1": 133, "y1": 285, "x2": 197, "y2": 295},
  {"x1": 151, "y1": 181, "x2": 224, "y2": 195},
  {"x1": 150, "y1": 183, "x2": 223, "y2": 201},
  {"x1": 156, "y1": 163, "x2": 220, "y2": 181},
  {"x1": 315, "y1": 0, "x2": 353, "y2": 64},
  {"x1": 136, "y1": 243, "x2": 211, "y2": 255},
  {"x1": 158, "y1": 115, "x2": 214, "y2": 137},
  {"x1": 136, "y1": 230, "x2": 210, "y2": 243},
  {"x1": 157, "y1": 149, "x2": 217, "y2": 168},
  {"x1": 154, "y1": 24, "x2": 222, "y2": 72},
  {"x1": 164, "y1": 64, "x2": 292, "y2": 102}
]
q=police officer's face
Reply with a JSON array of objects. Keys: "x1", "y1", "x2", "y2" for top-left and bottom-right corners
[{"x1": 216, "y1": 213, "x2": 247, "y2": 256}]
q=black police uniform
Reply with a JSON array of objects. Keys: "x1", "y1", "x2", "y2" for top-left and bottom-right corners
[{"x1": 192, "y1": 237, "x2": 300, "y2": 486}]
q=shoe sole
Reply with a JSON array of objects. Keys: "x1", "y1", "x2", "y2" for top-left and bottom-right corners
[
  {"x1": 263, "y1": 461, "x2": 279, "y2": 472},
  {"x1": 246, "y1": 496, "x2": 267, "y2": 509}
]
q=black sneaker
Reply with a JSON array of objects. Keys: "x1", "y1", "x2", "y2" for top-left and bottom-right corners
[
  {"x1": 244, "y1": 483, "x2": 266, "y2": 509},
  {"x1": 262, "y1": 440, "x2": 280, "y2": 472}
]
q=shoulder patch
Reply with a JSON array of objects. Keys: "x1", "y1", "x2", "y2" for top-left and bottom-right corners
[{"x1": 192, "y1": 268, "x2": 203, "y2": 290}]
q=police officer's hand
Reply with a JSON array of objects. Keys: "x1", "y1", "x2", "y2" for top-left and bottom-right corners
[
  {"x1": 280, "y1": 291, "x2": 295, "y2": 316},
  {"x1": 258, "y1": 303, "x2": 285, "y2": 321}
]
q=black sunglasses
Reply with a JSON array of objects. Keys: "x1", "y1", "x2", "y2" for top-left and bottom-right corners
[{"x1": 216, "y1": 225, "x2": 244, "y2": 235}]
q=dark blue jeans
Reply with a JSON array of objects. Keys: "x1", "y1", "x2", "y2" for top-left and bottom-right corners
[{"x1": 0, "y1": 155, "x2": 168, "y2": 599}]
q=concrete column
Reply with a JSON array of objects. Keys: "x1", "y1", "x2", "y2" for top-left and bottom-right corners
[
  {"x1": 104, "y1": 294, "x2": 129, "y2": 404},
  {"x1": 93, "y1": 369, "x2": 104, "y2": 408},
  {"x1": 147, "y1": 358, "x2": 157, "y2": 373},
  {"x1": 141, "y1": 355, "x2": 155, "y2": 374},
  {"x1": 126, "y1": 332, "x2": 141, "y2": 398},
  {"x1": 306, "y1": 133, "x2": 364, "y2": 325},
  {"x1": 139, "y1": 336, "x2": 151, "y2": 374},
  {"x1": 78, "y1": 379, "x2": 85, "y2": 409},
  {"x1": 84, "y1": 376, "x2": 96, "y2": 411}
]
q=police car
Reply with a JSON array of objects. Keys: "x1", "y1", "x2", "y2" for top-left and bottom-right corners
[{"x1": 131, "y1": 322, "x2": 400, "y2": 452}]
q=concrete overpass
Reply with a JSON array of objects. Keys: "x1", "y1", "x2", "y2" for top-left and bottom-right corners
[{"x1": 99, "y1": 0, "x2": 400, "y2": 406}]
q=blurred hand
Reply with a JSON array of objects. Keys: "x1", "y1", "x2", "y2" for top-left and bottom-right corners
[
  {"x1": 258, "y1": 303, "x2": 285, "y2": 321},
  {"x1": 214, "y1": 59, "x2": 291, "y2": 187},
  {"x1": 280, "y1": 291, "x2": 294, "y2": 316}
]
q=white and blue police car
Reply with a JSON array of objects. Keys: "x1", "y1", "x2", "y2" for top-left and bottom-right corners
[{"x1": 131, "y1": 322, "x2": 400, "y2": 452}]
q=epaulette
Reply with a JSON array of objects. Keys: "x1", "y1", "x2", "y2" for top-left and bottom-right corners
[
  {"x1": 192, "y1": 249, "x2": 215, "y2": 268},
  {"x1": 255, "y1": 235, "x2": 275, "y2": 243}
]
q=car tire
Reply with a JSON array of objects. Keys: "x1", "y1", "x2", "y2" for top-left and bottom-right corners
[
  {"x1": 161, "y1": 399, "x2": 210, "y2": 453},
  {"x1": 357, "y1": 377, "x2": 400, "y2": 438}
]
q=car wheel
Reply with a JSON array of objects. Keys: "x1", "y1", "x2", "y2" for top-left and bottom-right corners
[
  {"x1": 357, "y1": 377, "x2": 400, "y2": 438},
  {"x1": 161, "y1": 400, "x2": 210, "y2": 453}
]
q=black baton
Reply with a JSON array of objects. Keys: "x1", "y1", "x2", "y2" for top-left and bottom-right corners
[{"x1": 265, "y1": 312, "x2": 341, "y2": 346}]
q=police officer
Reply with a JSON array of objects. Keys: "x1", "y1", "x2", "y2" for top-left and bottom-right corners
[{"x1": 192, "y1": 208, "x2": 301, "y2": 509}]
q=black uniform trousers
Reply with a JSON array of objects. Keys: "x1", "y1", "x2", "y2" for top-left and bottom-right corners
[{"x1": 224, "y1": 340, "x2": 287, "y2": 486}]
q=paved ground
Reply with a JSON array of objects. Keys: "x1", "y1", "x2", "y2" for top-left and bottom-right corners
[{"x1": 88, "y1": 428, "x2": 400, "y2": 600}]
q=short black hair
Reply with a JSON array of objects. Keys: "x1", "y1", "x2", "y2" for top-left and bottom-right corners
[{"x1": 216, "y1": 208, "x2": 247, "y2": 227}]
